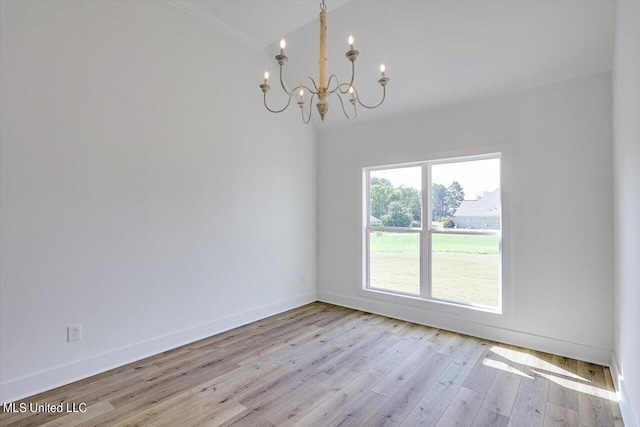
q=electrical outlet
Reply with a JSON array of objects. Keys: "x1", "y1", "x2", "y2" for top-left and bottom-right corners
[{"x1": 68, "y1": 324, "x2": 81, "y2": 342}]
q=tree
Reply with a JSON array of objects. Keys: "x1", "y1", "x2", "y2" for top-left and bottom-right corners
[
  {"x1": 370, "y1": 181, "x2": 396, "y2": 219},
  {"x1": 395, "y1": 186, "x2": 421, "y2": 223},
  {"x1": 382, "y1": 201, "x2": 412, "y2": 227},
  {"x1": 407, "y1": 195, "x2": 422, "y2": 223},
  {"x1": 446, "y1": 181, "x2": 465, "y2": 215},
  {"x1": 431, "y1": 183, "x2": 449, "y2": 220},
  {"x1": 371, "y1": 177, "x2": 392, "y2": 186},
  {"x1": 372, "y1": 177, "x2": 463, "y2": 224},
  {"x1": 370, "y1": 177, "x2": 422, "y2": 226}
]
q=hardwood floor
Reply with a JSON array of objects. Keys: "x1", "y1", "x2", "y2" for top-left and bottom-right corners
[{"x1": 0, "y1": 302, "x2": 624, "y2": 427}]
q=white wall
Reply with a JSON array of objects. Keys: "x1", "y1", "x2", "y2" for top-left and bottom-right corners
[
  {"x1": 318, "y1": 73, "x2": 613, "y2": 365},
  {"x1": 0, "y1": 1, "x2": 317, "y2": 403},
  {"x1": 612, "y1": 1, "x2": 640, "y2": 425}
]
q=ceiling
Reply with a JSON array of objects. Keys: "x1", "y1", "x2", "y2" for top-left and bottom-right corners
[
  {"x1": 177, "y1": 0, "x2": 616, "y2": 129},
  {"x1": 184, "y1": 0, "x2": 351, "y2": 49}
]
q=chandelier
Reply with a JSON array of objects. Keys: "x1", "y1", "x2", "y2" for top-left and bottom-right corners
[{"x1": 259, "y1": 0, "x2": 389, "y2": 123}]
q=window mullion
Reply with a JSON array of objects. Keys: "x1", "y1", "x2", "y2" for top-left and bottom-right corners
[
  {"x1": 364, "y1": 169, "x2": 371, "y2": 290},
  {"x1": 368, "y1": 227, "x2": 421, "y2": 233},
  {"x1": 421, "y1": 163, "x2": 431, "y2": 299}
]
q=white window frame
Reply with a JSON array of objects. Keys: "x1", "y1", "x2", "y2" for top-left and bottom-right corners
[{"x1": 362, "y1": 153, "x2": 503, "y2": 313}]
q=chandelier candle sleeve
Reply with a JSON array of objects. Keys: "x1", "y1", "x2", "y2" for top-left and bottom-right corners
[
  {"x1": 259, "y1": 0, "x2": 389, "y2": 123},
  {"x1": 319, "y1": 10, "x2": 327, "y2": 89}
]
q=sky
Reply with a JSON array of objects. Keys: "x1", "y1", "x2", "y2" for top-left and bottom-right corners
[{"x1": 371, "y1": 158, "x2": 500, "y2": 200}]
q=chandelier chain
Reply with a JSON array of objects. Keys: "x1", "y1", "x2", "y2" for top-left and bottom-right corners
[{"x1": 320, "y1": 0, "x2": 327, "y2": 12}]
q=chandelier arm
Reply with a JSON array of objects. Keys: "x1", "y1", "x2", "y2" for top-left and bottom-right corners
[
  {"x1": 334, "y1": 92, "x2": 357, "y2": 121},
  {"x1": 355, "y1": 85, "x2": 386, "y2": 109},
  {"x1": 326, "y1": 77, "x2": 350, "y2": 95},
  {"x1": 279, "y1": 66, "x2": 292, "y2": 96},
  {"x1": 328, "y1": 62, "x2": 356, "y2": 95},
  {"x1": 301, "y1": 93, "x2": 316, "y2": 124},
  {"x1": 306, "y1": 77, "x2": 320, "y2": 93},
  {"x1": 326, "y1": 75, "x2": 342, "y2": 94},
  {"x1": 344, "y1": 61, "x2": 356, "y2": 94},
  {"x1": 326, "y1": 74, "x2": 341, "y2": 93},
  {"x1": 292, "y1": 83, "x2": 317, "y2": 97},
  {"x1": 300, "y1": 85, "x2": 317, "y2": 94},
  {"x1": 326, "y1": 74, "x2": 336, "y2": 92},
  {"x1": 263, "y1": 92, "x2": 294, "y2": 113},
  {"x1": 335, "y1": 82, "x2": 356, "y2": 94}
]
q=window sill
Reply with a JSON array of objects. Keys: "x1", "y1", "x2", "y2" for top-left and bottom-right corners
[{"x1": 358, "y1": 287, "x2": 503, "y2": 317}]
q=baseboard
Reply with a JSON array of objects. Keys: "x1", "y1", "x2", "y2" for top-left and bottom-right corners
[
  {"x1": 318, "y1": 291, "x2": 612, "y2": 366},
  {"x1": 0, "y1": 291, "x2": 317, "y2": 405},
  {"x1": 611, "y1": 353, "x2": 639, "y2": 427}
]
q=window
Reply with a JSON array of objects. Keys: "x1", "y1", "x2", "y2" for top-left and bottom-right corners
[{"x1": 364, "y1": 154, "x2": 502, "y2": 311}]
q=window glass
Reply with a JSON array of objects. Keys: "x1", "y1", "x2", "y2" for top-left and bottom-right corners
[
  {"x1": 370, "y1": 166, "x2": 421, "y2": 228},
  {"x1": 431, "y1": 159, "x2": 500, "y2": 230},
  {"x1": 369, "y1": 231, "x2": 420, "y2": 295},
  {"x1": 430, "y1": 233, "x2": 500, "y2": 308}
]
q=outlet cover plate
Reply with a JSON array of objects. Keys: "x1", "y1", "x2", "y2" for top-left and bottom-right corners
[{"x1": 68, "y1": 324, "x2": 81, "y2": 342}]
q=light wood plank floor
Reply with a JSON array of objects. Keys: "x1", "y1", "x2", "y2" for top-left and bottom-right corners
[{"x1": 0, "y1": 302, "x2": 624, "y2": 427}]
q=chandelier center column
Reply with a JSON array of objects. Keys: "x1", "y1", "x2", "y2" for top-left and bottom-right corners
[{"x1": 317, "y1": 9, "x2": 329, "y2": 121}]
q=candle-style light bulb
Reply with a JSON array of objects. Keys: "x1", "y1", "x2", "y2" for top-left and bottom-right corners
[
  {"x1": 263, "y1": 71, "x2": 269, "y2": 84},
  {"x1": 280, "y1": 38, "x2": 286, "y2": 50},
  {"x1": 299, "y1": 88, "x2": 304, "y2": 98},
  {"x1": 348, "y1": 35, "x2": 354, "y2": 48},
  {"x1": 349, "y1": 86, "x2": 354, "y2": 94},
  {"x1": 380, "y1": 64, "x2": 386, "y2": 74}
]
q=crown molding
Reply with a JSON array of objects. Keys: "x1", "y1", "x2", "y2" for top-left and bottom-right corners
[{"x1": 166, "y1": 0, "x2": 267, "y2": 51}]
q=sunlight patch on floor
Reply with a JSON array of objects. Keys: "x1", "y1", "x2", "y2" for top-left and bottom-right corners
[
  {"x1": 489, "y1": 345, "x2": 588, "y2": 382},
  {"x1": 489, "y1": 345, "x2": 529, "y2": 364},
  {"x1": 482, "y1": 358, "x2": 533, "y2": 379},
  {"x1": 532, "y1": 370, "x2": 618, "y2": 402}
]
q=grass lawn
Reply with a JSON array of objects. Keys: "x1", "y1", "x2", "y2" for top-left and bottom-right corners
[{"x1": 369, "y1": 232, "x2": 499, "y2": 307}]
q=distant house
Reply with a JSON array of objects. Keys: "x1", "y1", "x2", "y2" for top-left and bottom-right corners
[
  {"x1": 370, "y1": 215, "x2": 381, "y2": 225},
  {"x1": 453, "y1": 188, "x2": 501, "y2": 229}
]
